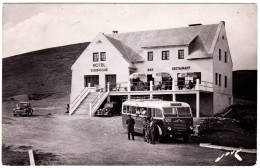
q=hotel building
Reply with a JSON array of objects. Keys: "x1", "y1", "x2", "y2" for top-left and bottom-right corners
[{"x1": 69, "y1": 21, "x2": 233, "y2": 118}]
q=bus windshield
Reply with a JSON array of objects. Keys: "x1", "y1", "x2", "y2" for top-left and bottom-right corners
[
  {"x1": 177, "y1": 107, "x2": 192, "y2": 117},
  {"x1": 163, "y1": 107, "x2": 177, "y2": 117}
]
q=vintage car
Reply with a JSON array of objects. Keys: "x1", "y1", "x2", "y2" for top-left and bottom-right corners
[
  {"x1": 96, "y1": 102, "x2": 120, "y2": 117},
  {"x1": 13, "y1": 102, "x2": 33, "y2": 116}
]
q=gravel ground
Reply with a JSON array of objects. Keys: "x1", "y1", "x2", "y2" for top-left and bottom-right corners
[{"x1": 2, "y1": 100, "x2": 257, "y2": 166}]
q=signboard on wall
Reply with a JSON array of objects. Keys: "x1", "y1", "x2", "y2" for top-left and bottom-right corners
[
  {"x1": 91, "y1": 63, "x2": 108, "y2": 72},
  {"x1": 172, "y1": 66, "x2": 190, "y2": 70}
]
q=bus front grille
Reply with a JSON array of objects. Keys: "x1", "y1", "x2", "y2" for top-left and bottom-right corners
[{"x1": 173, "y1": 120, "x2": 187, "y2": 131}]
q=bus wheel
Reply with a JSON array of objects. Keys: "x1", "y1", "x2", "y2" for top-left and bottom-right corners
[{"x1": 183, "y1": 134, "x2": 189, "y2": 143}]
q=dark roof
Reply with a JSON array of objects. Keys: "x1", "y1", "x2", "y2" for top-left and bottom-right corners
[
  {"x1": 105, "y1": 35, "x2": 143, "y2": 63},
  {"x1": 107, "y1": 22, "x2": 223, "y2": 60}
]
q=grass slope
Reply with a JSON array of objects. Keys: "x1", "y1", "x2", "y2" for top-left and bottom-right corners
[{"x1": 2, "y1": 42, "x2": 90, "y2": 99}]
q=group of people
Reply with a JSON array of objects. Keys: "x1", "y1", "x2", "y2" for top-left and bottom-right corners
[
  {"x1": 177, "y1": 79, "x2": 195, "y2": 90},
  {"x1": 156, "y1": 76, "x2": 173, "y2": 90},
  {"x1": 126, "y1": 114, "x2": 157, "y2": 145}
]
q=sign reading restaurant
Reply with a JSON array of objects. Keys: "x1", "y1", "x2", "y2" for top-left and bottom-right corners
[
  {"x1": 172, "y1": 66, "x2": 190, "y2": 70},
  {"x1": 91, "y1": 63, "x2": 108, "y2": 72}
]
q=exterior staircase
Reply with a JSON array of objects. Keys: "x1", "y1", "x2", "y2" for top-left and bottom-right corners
[{"x1": 73, "y1": 92, "x2": 99, "y2": 115}]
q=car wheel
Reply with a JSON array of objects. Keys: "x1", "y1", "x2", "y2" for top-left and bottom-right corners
[
  {"x1": 13, "y1": 114, "x2": 17, "y2": 117},
  {"x1": 183, "y1": 134, "x2": 189, "y2": 143}
]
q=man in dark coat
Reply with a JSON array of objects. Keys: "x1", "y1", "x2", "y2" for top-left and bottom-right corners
[
  {"x1": 150, "y1": 118, "x2": 157, "y2": 144},
  {"x1": 126, "y1": 114, "x2": 135, "y2": 140}
]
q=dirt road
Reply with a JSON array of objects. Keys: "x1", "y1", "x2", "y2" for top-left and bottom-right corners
[{"x1": 2, "y1": 100, "x2": 256, "y2": 166}]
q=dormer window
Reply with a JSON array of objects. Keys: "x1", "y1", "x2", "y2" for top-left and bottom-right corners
[
  {"x1": 225, "y1": 52, "x2": 227, "y2": 63},
  {"x1": 219, "y1": 49, "x2": 221, "y2": 61},
  {"x1": 178, "y1": 50, "x2": 184, "y2": 59}
]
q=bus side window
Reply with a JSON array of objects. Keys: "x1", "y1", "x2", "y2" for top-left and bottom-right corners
[
  {"x1": 140, "y1": 107, "x2": 147, "y2": 116},
  {"x1": 150, "y1": 108, "x2": 155, "y2": 118},
  {"x1": 147, "y1": 108, "x2": 151, "y2": 118},
  {"x1": 132, "y1": 106, "x2": 136, "y2": 114},
  {"x1": 123, "y1": 105, "x2": 127, "y2": 113},
  {"x1": 155, "y1": 108, "x2": 163, "y2": 117},
  {"x1": 127, "y1": 106, "x2": 131, "y2": 114}
]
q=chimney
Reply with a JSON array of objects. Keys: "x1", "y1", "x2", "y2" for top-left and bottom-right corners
[
  {"x1": 188, "y1": 23, "x2": 202, "y2": 27},
  {"x1": 112, "y1": 30, "x2": 118, "y2": 34}
]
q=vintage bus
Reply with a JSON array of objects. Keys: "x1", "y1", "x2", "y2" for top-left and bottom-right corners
[{"x1": 122, "y1": 99, "x2": 194, "y2": 142}]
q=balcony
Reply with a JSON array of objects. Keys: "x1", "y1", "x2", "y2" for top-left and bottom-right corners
[{"x1": 94, "y1": 79, "x2": 213, "y2": 94}]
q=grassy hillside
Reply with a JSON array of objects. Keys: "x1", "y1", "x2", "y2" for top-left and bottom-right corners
[
  {"x1": 233, "y1": 70, "x2": 257, "y2": 101},
  {"x1": 2, "y1": 44, "x2": 257, "y2": 102},
  {"x1": 2, "y1": 42, "x2": 90, "y2": 99}
]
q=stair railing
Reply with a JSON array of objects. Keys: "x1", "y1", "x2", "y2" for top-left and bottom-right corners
[
  {"x1": 69, "y1": 86, "x2": 90, "y2": 116},
  {"x1": 89, "y1": 88, "x2": 109, "y2": 117}
]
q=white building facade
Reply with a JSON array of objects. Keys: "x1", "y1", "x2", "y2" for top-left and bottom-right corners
[{"x1": 70, "y1": 21, "x2": 233, "y2": 117}]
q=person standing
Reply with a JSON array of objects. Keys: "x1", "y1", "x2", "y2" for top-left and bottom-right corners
[
  {"x1": 150, "y1": 118, "x2": 157, "y2": 144},
  {"x1": 126, "y1": 114, "x2": 135, "y2": 140},
  {"x1": 143, "y1": 117, "x2": 150, "y2": 142}
]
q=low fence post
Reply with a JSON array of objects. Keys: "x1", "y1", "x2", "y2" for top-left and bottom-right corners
[
  {"x1": 172, "y1": 79, "x2": 175, "y2": 91},
  {"x1": 28, "y1": 149, "x2": 35, "y2": 166},
  {"x1": 107, "y1": 82, "x2": 110, "y2": 92},
  {"x1": 196, "y1": 79, "x2": 200, "y2": 90},
  {"x1": 150, "y1": 81, "x2": 153, "y2": 91},
  {"x1": 128, "y1": 82, "x2": 131, "y2": 91}
]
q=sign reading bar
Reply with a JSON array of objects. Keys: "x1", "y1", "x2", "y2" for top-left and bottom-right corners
[
  {"x1": 170, "y1": 103, "x2": 182, "y2": 106},
  {"x1": 172, "y1": 66, "x2": 190, "y2": 70}
]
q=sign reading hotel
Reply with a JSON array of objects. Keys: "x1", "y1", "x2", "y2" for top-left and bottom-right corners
[
  {"x1": 172, "y1": 66, "x2": 190, "y2": 70},
  {"x1": 91, "y1": 63, "x2": 108, "y2": 72}
]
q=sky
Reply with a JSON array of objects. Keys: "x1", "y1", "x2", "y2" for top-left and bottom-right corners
[{"x1": 2, "y1": 3, "x2": 257, "y2": 70}]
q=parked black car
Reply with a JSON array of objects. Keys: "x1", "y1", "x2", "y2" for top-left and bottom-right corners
[
  {"x1": 95, "y1": 102, "x2": 120, "y2": 117},
  {"x1": 13, "y1": 102, "x2": 33, "y2": 116}
]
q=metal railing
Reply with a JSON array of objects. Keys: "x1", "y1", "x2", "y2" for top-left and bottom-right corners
[
  {"x1": 69, "y1": 86, "x2": 90, "y2": 116},
  {"x1": 109, "y1": 79, "x2": 214, "y2": 92},
  {"x1": 89, "y1": 87, "x2": 109, "y2": 117}
]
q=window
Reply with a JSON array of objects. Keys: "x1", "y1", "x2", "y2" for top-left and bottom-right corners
[
  {"x1": 162, "y1": 51, "x2": 169, "y2": 60},
  {"x1": 219, "y1": 74, "x2": 221, "y2": 86},
  {"x1": 219, "y1": 49, "x2": 221, "y2": 61},
  {"x1": 100, "y1": 52, "x2": 106, "y2": 61},
  {"x1": 225, "y1": 52, "x2": 227, "y2": 63},
  {"x1": 215, "y1": 73, "x2": 218, "y2": 85},
  {"x1": 123, "y1": 105, "x2": 127, "y2": 113},
  {"x1": 84, "y1": 75, "x2": 99, "y2": 87},
  {"x1": 178, "y1": 50, "x2": 184, "y2": 59},
  {"x1": 132, "y1": 106, "x2": 136, "y2": 114},
  {"x1": 93, "y1": 53, "x2": 99, "y2": 62},
  {"x1": 222, "y1": 36, "x2": 225, "y2": 40},
  {"x1": 225, "y1": 76, "x2": 227, "y2": 88},
  {"x1": 148, "y1": 52, "x2": 153, "y2": 61},
  {"x1": 154, "y1": 109, "x2": 163, "y2": 117}
]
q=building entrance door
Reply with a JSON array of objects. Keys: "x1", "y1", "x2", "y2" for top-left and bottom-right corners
[
  {"x1": 84, "y1": 75, "x2": 99, "y2": 87},
  {"x1": 147, "y1": 74, "x2": 154, "y2": 88},
  {"x1": 106, "y1": 75, "x2": 116, "y2": 90}
]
